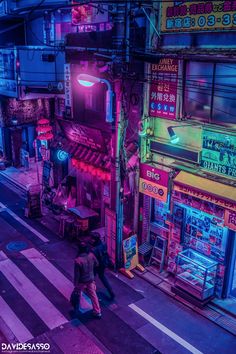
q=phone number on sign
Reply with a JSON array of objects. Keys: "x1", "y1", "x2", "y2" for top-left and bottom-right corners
[{"x1": 165, "y1": 14, "x2": 236, "y2": 30}]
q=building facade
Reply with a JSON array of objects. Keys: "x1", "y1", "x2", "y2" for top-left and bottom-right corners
[{"x1": 140, "y1": 0, "x2": 236, "y2": 301}]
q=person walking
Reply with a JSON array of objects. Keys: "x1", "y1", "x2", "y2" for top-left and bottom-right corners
[
  {"x1": 73, "y1": 242, "x2": 102, "y2": 319},
  {"x1": 91, "y1": 233, "x2": 115, "y2": 300}
]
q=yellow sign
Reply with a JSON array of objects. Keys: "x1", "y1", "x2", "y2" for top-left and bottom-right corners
[
  {"x1": 139, "y1": 178, "x2": 168, "y2": 202},
  {"x1": 225, "y1": 210, "x2": 236, "y2": 231},
  {"x1": 174, "y1": 184, "x2": 236, "y2": 212},
  {"x1": 123, "y1": 235, "x2": 138, "y2": 271},
  {"x1": 161, "y1": 1, "x2": 236, "y2": 33}
]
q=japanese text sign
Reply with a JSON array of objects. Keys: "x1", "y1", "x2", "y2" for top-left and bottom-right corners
[
  {"x1": 224, "y1": 210, "x2": 236, "y2": 231},
  {"x1": 139, "y1": 164, "x2": 169, "y2": 202},
  {"x1": 149, "y1": 59, "x2": 178, "y2": 120},
  {"x1": 161, "y1": 1, "x2": 236, "y2": 33},
  {"x1": 174, "y1": 184, "x2": 236, "y2": 212},
  {"x1": 201, "y1": 130, "x2": 236, "y2": 178}
]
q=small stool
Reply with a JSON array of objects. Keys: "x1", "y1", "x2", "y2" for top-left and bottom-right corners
[
  {"x1": 59, "y1": 215, "x2": 68, "y2": 238},
  {"x1": 138, "y1": 242, "x2": 153, "y2": 266}
]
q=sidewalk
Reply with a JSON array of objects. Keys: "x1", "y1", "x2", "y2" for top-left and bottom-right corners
[
  {"x1": 133, "y1": 265, "x2": 236, "y2": 336},
  {"x1": 1, "y1": 165, "x2": 236, "y2": 337}
]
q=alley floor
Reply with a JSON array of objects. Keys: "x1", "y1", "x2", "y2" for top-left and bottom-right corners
[{"x1": 0, "y1": 176, "x2": 236, "y2": 354}]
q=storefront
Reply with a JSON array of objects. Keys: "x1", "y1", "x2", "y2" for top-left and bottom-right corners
[
  {"x1": 139, "y1": 163, "x2": 172, "y2": 261},
  {"x1": 55, "y1": 120, "x2": 111, "y2": 229},
  {"x1": 169, "y1": 171, "x2": 236, "y2": 299}
]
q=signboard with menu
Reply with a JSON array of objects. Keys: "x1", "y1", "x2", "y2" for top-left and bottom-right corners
[
  {"x1": 139, "y1": 164, "x2": 169, "y2": 202},
  {"x1": 201, "y1": 130, "x2": 236, "y2": 179},
  {"x1": 161, "y1": 1, "x2": 236, "y2": 33},
  {"x1": 149, "y1": 59, "x2": 179, "y2": 120}
]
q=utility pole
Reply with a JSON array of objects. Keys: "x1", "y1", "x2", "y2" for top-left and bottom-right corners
[{"x1": 111, "y1": 1, "x2": 129, "y2": 269}]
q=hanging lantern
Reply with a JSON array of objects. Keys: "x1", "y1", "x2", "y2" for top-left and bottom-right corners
[{"x1": 36, "y1": 117, "x2": 53, "y2": 141}]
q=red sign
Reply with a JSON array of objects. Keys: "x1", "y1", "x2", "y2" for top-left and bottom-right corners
[
  {"x1": 149, "y1": 58, "x2": 179, "y2": 120},
  {"x1": 140, "y1": 164, "x2": 169, "y2": 187},
  {"x1": 139, "y1": 164, "x2": 169, "y2": 202},
  {"x1": 225, "y1": 210, "x2": 236, "y2": 231}
]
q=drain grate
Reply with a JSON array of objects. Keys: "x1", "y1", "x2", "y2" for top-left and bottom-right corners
[{"x1": 6, "y1": 241, "x2": 28, "y2": 252}]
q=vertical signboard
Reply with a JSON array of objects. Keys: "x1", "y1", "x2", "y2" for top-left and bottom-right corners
[
  {"x1": 149, "y1": 59, "x2": 179, "y2": 120},
  {"x1": 64, "y1": 64, "x2": 73, "y2": 118},
  {"x1": 105, "y1": 208, "x2": 116, "y2": 264},
  {"x1": 201, "y1": 130, "x2": 236, "y2": 178}
]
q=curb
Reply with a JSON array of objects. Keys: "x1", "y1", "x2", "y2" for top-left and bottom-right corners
[{"x1": 133, "y1": 268, "x2": 236, "y2": 336}]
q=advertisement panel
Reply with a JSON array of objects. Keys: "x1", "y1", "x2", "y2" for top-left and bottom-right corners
[
  {"x1": 123, "y1": 235, "x2": 138, "y2": 271},
  {"x1": 72, "y1": 2, "x2": 111, "y2": 32},
  {"x1": 139, "y1": 164, "x2": 169, "y2": 202},
  {"x1": 161, "y1": 1, "x2": 236, "y2": 33},
  {"x1": 201, "y1": 130, "x2": 236, "y2": 178},
  {"x1": 149, "y1": 59, "x2": 179, "y2": 120},
  {"x1": 174, "y1": 184, "x2": 236, "y2": 212},
  {"x1": 224, "y1": 210, "x2": 236, "y2": 231}
]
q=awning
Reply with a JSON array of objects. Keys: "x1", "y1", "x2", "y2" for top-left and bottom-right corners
[
  {"x1": 74, "y1": 145, "x2": 111, "y2": 170},
  {"x1": 173, "y1": 171, "x2": 236, "y2": 212}
]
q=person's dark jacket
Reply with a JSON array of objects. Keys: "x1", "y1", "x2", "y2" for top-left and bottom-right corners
[
  {"x1": 92, "y1": 242, "x2": 110, "y2": 271},
  {"x1": 74, "y1": 252, "x2": 98, "y2": 285}
]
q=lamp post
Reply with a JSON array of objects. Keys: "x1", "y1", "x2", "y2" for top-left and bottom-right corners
[
  {"x1": 77, "y1": 73, "x2": 124, "y2": 268},
  {"x1": 77, "y1": 74, "x2": 113, "y2": 123},
  {"x1": 167, "y1": 124, "x2": 202, "y2": 144}
]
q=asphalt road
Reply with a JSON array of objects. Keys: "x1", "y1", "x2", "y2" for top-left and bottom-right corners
[{"x1": 0, "y1": 177, "x2": 235, "y2": 354}]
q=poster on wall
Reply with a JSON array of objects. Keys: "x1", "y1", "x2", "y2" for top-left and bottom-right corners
[
  {"x1": 201, "y1": 130, "x2": 236, "y2": 179},
  {"x1": 161, "y1": 1, "x2": 236, "y2": 33},
  {"x1": 139, "y1": 164, "x2": 169, "y2": 202},
  {"x1": 149, "y1": 59, "x2": 179, "y2": 120},
  {"x1": 224, "y1": 210, "x2": 236, "y2": 231}
]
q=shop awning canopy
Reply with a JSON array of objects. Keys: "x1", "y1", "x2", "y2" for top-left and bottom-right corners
[
  {"x1": 74, "y1": 145, "x2": 111, "y2": 170},
  {"x1": 174, "y1": 171, "x2": 236, "y2": 205}
]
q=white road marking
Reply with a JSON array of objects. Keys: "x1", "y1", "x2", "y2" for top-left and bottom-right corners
[
  {"x1": 20, "y1": 248, "x2": 92, "y2": 311},
  {"x1": 0, "y1": 296, "x2": 33, "y2": 343},
  {"x1": 0, "y1": 201, "x2": 48, "y2": 243},
  {"x1": 0, "y1": 251, "x2": 67, "y2": 330},
  {"x1": 129, "y1": 303, "x2": 204, "y2": 354}
]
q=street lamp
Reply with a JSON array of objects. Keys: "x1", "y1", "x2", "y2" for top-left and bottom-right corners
[
  {"x1": 167, "y1": 124, "x2": 202, "y2": 144},
  {"x1": 77, "y1": 74, "x2": 113, "y2": 123}
]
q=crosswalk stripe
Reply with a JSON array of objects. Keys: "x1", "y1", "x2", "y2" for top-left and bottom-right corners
[
  {"x1": 20, "y1": 248, "x2": 92, "y2": 312},
  {"x1": 21, "y1": 248, "x2": 74, "y2": 300},
  {"x1": 0, "y1": 251, "x2": 67, "y2": 330},
  {"x1": 0, "y1": 296, "x2": 33, "y2": 343},
  {"x1": 0, "y1": 202, "x2": 49, "y2": 243}
]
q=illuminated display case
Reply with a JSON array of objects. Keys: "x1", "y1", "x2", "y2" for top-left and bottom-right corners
[{"x1": 175, "y1": 249, "x2": 218, "y2": 300}]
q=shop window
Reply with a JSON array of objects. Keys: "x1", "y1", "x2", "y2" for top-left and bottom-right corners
[
  {"x1": 212, "y1": 64, "x2": 236, "y2": 124},
  {"x1": 184, "y1": 61, "x2": 213, "y2": 122},
  {"x1": 184, "y1": 61, "x2": 236, "y2": 126}
]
